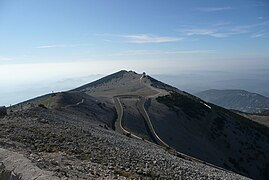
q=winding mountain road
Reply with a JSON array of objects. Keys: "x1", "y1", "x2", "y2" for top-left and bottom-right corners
[
  {"x1": 137, "y1": 96, "x2": 170, "y2": 148},
  {"x1": 113, "y1": 75, "x2": 169, "y2": 146},
  {"x1": 113, "y1": 95, "x2": 166, "y2": 147},
  {"x1": 112, "y1": 76, "x2": 232, "y2": 173},
  {"x1": 113, "y1": 94, "x2": 170, "y2": 148},
  {"x1": 113, "y1": 96, "x2": 144, "y2": 140}
]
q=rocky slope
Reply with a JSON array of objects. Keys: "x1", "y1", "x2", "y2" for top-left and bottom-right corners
[
  {"x1": 196, "y1": 89, "x2": 269, "y2": 113},
  {"x1": 1, "y1": 70, "x2": 266, "y2": 179},
  {"x1": 0, "y1": 106, "x2": 248, "y2": 179}
]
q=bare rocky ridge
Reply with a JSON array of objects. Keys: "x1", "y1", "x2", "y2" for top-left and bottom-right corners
[
  {"x1": 0, "y1": 107, "x2": 248, "y2": 179},
  {"x1": 1, "y1": 70, "x2": 265, "y2": 179}
]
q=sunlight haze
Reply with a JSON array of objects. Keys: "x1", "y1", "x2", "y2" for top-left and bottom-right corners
[{"x1": 0, "y1": 0, "x2": 269, "y2": 105}]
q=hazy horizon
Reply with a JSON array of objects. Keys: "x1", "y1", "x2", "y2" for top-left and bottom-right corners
[
  {"x1": 1, "y1": 0, "x2": 269, "y2": 105},
  {"x1": 1, "y1": 69, "x2": 269, "y2": 106}
]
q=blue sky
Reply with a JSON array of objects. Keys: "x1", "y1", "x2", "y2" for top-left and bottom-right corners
[
  {"x1": 0, "y1": 0, "x2": 269, "y2": 105},
  {"x1": 1, "y1": 0, "x2": 268, "y2": 64}
]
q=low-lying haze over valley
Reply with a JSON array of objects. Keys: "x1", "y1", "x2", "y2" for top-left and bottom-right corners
[{"x1": 2, "y1": 68, "x2": 269, "y2": 106}]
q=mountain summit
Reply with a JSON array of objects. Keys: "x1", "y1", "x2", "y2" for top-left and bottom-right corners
[{"x1": 1, "y1": 70, "x2": 268, "y2": 179}]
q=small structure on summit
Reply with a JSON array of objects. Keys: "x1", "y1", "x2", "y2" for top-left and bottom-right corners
[
  {"x1": 0, "y1": 106, "x2": 7, "y2": 118},
  {"x1": 140, "y1": 72, "x2": 146, "y2": 80}
]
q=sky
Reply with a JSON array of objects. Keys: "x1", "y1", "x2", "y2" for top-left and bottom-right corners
[{"x1": 0, "y1": 0, "x2": 269, "y2": 105}]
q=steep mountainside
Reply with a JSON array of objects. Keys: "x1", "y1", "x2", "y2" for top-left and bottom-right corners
[
  {"x1": 152, "y1": 93, "x2": 269, "y2": 179},
  {"x1": 71, "y1": 70, "x2": 269, "y2": 179},
  {"x1": 1, "y1": 70, "x2": 267, "y2": 179},
  {"x1": 196, "y1": 89, "x2": 269, "y2": 113}
]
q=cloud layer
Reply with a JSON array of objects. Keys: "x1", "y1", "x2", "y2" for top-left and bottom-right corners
[
  {"x1": 178, "y1": 21, "x2": 269, "y2": 38},
  {"x1": 195, "y1": 7, "x2": 233, "y2": 12},
  {"x1": 120, "y1": 34, "x2": 182, "y2": 43},
  {"x1": 97, "y1": 34, "x2": 182, "y2": 43},
  {"x1": 111, "y1": 49, "x2": 215, "y2": 56}
]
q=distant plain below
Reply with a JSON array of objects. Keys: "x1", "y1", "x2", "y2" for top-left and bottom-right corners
[{"x1": 1, "y1": 69, "x2": 269, "y2": 106}]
